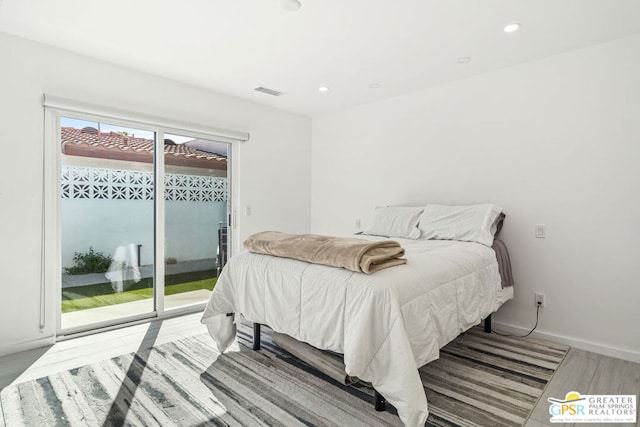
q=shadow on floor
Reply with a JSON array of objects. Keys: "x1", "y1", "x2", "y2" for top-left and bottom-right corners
[
  {"x1": 0, "y1": 345, "x2": 54, "y2": 390},
  {"x1": 101, "y1": 320, "x2": 162, "y2": 426}
]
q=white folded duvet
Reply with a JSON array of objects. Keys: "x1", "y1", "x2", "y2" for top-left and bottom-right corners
[{"x1": 201, "y1": 236, "x2": 514, "y2": 426}]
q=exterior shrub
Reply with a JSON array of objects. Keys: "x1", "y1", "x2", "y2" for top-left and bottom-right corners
[{"x1": 64, "y1": 247, "x2": 112, "y2": 274}]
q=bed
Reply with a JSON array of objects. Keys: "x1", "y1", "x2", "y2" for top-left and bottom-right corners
[{"x1": 201, "y1": 204, "x2": 514, "y2": 426}]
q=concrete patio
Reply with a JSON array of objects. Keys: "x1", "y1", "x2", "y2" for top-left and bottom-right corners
[{"x1": 61, "y1": 289, "x2": 212, "y2": 330}]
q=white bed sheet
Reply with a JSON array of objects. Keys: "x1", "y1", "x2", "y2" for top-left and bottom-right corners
[{"x1": 201, "y1": 236, "x2": 514, "y2": 426}]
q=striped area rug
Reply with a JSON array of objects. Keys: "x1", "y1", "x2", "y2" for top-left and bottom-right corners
[{"x1": 1, "y1": 323, "x2": 568, "y2": 426}]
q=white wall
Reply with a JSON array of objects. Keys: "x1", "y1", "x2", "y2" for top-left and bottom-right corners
[
  {"x1": 62, "y1": 200, "x2": 227, "y2": 268},
  {"x1": 0, "y1": 32, "x2": 311, "y2": 355},
  {"x1": 312, "y1": 35, "x2": 640, "y2": 360}
]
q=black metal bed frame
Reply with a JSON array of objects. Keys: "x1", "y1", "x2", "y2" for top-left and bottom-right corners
[{"x1": 251, "y1": 313, "x2": 492, "y2": 412}]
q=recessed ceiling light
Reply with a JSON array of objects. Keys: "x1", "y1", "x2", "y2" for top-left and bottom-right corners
[
  {"x1": 456, "y1": 56, "x2": 472, "y2": 64},
  {"x1": 318, "y1": 86, "x2": 329, "y2": 93},
  {"x1": 504, "y1": 23, "x2": 521, "y2": 33},
  {"x1": 281, "y1": 0, "x2": 301, "y2": 12},
  {"x1": 369, "y1": 83, "x2": 381, "y2": 89}
]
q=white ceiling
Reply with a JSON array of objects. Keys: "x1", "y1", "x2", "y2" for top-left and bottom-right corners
[{"x1": 1, "y1": 0, "x2": 640, "y2": 117}]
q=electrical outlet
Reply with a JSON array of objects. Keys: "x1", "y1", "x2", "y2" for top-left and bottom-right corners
[
  {"x1": 535, "y1": 224, "x2": 546, "y2": 239},
  {"x1": 355, "y1": 219, "x2": 361, "y2": 229},
  {"x1": 535, "y1": 293, "x2": 545, "y2": 308}
]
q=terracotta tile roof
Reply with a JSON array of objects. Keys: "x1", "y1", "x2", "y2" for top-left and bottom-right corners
[{"x1": 61, "y1": 127, "x2": 227, "y2": 170}]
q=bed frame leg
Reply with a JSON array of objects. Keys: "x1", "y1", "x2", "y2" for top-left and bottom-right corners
[
  {"x1": 374, "y1": 390, "x2": 386, "y2": 411},
  {"x1": 253, "y1": 323, "x2": 261, "y2": 350},
  {"x1": 484, "y1": 314, "x2": 492, "y2": 333}
]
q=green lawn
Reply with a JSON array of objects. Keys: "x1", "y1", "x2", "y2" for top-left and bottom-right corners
[{"x1": 61, "y1": 277, "x2": 216, "y2": 313}]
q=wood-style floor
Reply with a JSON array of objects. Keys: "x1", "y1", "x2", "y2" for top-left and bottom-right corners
[
  {"x1": 525, "y1": 347, "x2": 640, "y2": 427},
  {"x1": 1, "y1": 313, "x2": 638, "y2": 427}
]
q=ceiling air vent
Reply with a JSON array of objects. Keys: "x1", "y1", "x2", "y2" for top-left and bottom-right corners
[{"x1": 254, "y1": 86, "x2": 285, "y2": 96}]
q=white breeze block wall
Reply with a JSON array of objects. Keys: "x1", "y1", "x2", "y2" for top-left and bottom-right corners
[{"x1": 61, "y1": 165, "x2": 227, "y2": 267}]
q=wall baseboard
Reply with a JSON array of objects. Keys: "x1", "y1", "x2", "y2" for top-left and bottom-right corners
[
  {"x1": 490, "y1": 320, "x2": 640, "y2": 364},
  {"x1": 0, "y1": 335, "x2": 56, "y2": 358}
]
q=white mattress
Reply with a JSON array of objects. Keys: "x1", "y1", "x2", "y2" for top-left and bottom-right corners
[{"x1": 201, "y1": 236, "x2": 514, "y2": 426}]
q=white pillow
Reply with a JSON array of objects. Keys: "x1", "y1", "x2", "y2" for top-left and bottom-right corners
[
  {"x1": 363, "y1": 206, "x2": 423, "y2": 240},
  {"x1": 417, "y1": 204, "x2": 503, "y2": 246}
]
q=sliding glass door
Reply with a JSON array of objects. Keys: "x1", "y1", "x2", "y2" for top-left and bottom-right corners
[
  {"x1": 60, "y1": 117, "x2": 156, "y2": 331},
  {"x1": 58, "y1": 116, "x2": 231, "y2": 333},
  {"x1": 163, "y1": 133, "x2": 229, "y2": 311}
]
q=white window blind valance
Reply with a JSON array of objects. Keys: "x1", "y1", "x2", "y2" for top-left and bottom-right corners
[{"x1": 42, "y1": 94, "x2": 250, "y2": 144}]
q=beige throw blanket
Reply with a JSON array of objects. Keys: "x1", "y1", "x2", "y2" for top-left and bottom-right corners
[{"x1": 244, "y1": 231, "x2": 406, "y2": 274}]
